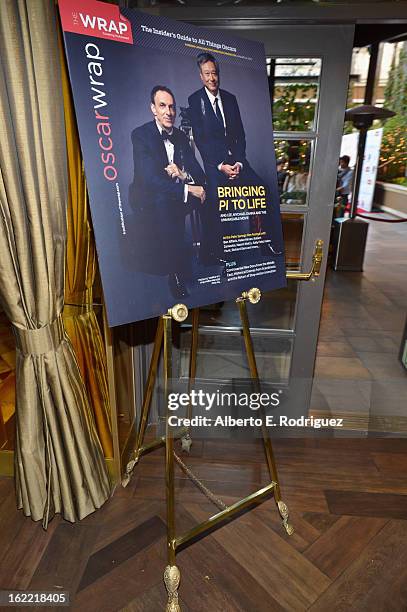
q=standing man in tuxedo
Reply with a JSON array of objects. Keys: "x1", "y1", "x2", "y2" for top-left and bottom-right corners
[
  {"x1": 129, "y1": 85, "x2": 206, "y2": 300},
  {"x1": 188, "y1": 53, "x2": 281, "y2": 264}
]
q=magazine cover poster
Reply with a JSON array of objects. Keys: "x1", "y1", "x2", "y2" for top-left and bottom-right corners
[{"x1": 59, "y1": 0, "x2": 286, "y2": 326}]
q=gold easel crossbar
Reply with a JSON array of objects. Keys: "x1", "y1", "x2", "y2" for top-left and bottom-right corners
[{"x1": 175, "y1": 481, "x2": 277, "y2": 550}]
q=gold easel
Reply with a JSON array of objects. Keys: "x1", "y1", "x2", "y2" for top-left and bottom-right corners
[{"x1": 124, "y1": 239, "x2": 323, "y2": 611}]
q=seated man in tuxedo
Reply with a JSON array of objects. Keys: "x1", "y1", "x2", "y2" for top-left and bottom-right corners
[
  {"x1": 188, "y1": 53, "x2": 280, "y2": 264},
  {"x1": 129, "y1": 85, "x2": 206, "y2": 300}
]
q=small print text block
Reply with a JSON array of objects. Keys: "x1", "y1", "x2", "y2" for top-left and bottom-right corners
[{"x1": 0, "y1": 591, "x2": 69, "y2": 606}]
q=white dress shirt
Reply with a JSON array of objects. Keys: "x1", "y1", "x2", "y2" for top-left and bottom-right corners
[
  {"x1": 205, "y1": 87, "x2": 226, "y2": 131},
  {"x1": 155, "y1": 120, "x2": 189, "y2": 202},
  {"x1": 204, "y1": 88, "x2": 242, "y2": 171}
]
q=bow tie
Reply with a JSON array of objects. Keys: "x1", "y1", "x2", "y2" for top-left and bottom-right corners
[{"x1": 161, "y1": 130, "x2": 175, "y2": 144}]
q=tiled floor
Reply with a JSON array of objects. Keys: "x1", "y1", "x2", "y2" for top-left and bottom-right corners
[{"x1": 313, "y1": 220, "x2": 407, "y2": 434}]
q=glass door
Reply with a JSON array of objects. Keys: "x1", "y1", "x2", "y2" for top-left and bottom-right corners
[{"x1": 172, "y1": 24, "x2": 355, "y2": 417}]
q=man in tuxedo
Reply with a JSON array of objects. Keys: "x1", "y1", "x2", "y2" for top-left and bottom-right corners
[
  {"x1": 129, "y1": 86, "x2": 206, "y2": 299},
  {"x1": 188, "y1": 53, "x2": 280, "y2": 264}
]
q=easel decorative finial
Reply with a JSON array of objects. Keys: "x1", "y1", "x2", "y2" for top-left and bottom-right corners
[
  {"x1": 240, "y1": 287, "x2": 262, "y2": 304},
  {"x1": 169, "y1": 304, "x2": 188, "y2": 322}
]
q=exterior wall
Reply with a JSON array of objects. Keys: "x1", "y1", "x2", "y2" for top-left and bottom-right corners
[
  {"x1": 349, "y1": 42, "x2": 403, "y2": 105},
  {"x1": 375, "y1": 182, "x2": 407, "y2": 216}
]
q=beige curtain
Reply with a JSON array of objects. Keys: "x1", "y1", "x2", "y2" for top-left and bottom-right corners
[{"x1": 0, "y1": 0, "x2": 110, "y2": 527}]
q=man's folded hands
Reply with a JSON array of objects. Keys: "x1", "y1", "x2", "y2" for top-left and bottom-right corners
[
  {"x1": 165, "y1": 163, "x2": 187, "y2": 181},
  {"x1": 188, "y1": 185, "x2": 206, "y2": 203}
]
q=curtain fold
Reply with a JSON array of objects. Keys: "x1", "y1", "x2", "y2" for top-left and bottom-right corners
[
  {"x1": 0, "y1": 0, "x2": 110, "y2": 526},
  {"x1": 59, "y1": 27, "x2": 113, "y2": 459}
]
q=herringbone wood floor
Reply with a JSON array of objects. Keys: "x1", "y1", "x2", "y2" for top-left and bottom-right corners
[
  {"x1": 1, "y1": 436, "x2": 407, "y2": 611},
  {"x1": 1, "y1": 222, "x2": 406, "y2": 610}
]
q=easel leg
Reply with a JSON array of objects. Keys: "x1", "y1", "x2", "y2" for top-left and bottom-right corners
[
  {"x1": 164, "y1": 565, "x2": 181, "y2": 612},
  {"x1": 181, "y1": 308, "x2": 199, "y2": 453},
  {"x1": 136, "y1": 318, "x2": 164, "y2": 454},
  {"x1": 163, "y1": 313, "x2": 181, "y2": 611},
  {"x1": 122, "y1": 318, "x2": 164, "y2": 485},
  {"x1": 237, "y1": 297, "x2": 294, "y2": 536}
]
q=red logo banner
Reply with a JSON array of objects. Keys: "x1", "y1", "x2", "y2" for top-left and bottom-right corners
[{"x1": 59, "y1": 0, "x2": 133, "y2": 44}]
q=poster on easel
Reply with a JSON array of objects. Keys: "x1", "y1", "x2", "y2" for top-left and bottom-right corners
[{"x1": 59, "y1": 0, "x2": 286, "y2": 326}]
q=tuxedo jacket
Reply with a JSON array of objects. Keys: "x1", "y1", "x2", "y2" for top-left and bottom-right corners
[
  {"x1": 129, "y1": 120, "x2": 205, "y2": 211},
  {"x1": 128, "y1": 120, "x2": 205, "y2": 275},
  {"x1": 188, "y1": 87, "x2": 247, "y2": 173}
]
